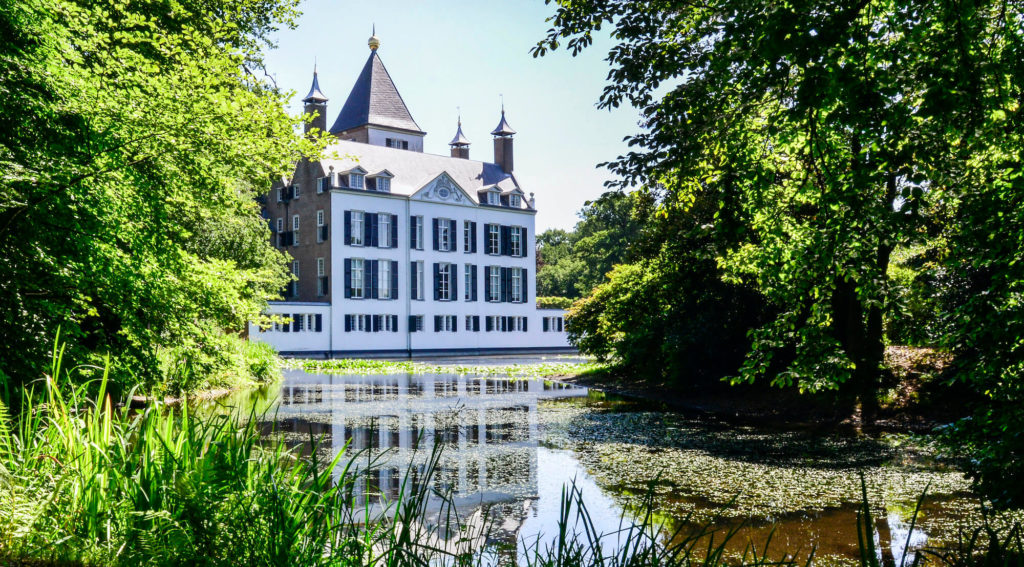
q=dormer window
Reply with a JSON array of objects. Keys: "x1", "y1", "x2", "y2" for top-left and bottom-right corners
[
  {"x1": 486, "y1": 191, "x2": 500, "y2": 206},
  {"x1": 349, "y1": 173, "x2": 364, "y2": 189},
  {"x1": 377, "y1": 177, "x2": 391, "y2": 192},
  {"x1": 510, "y1": 194, "x2": 521, "y2": 208}
]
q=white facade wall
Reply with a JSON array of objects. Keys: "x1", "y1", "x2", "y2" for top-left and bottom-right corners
[
  {"x1": 249, "y1": 302, "x2": 331, "y2": 353},
  {"x1": 366, "y1": 127, "x2": 424, "y2": 152},
  {"x1": 254, "y1": 185, "x2": 572, "y2": 356}
]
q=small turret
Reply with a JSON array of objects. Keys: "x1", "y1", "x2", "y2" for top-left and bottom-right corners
[
  {"x1": 302, "y1": 65, "x2": 329, "y2": 135},
  {"x1": 449, "y1": 116, "x2": 471, "y2": 159},
  {"x1": 491, "y1": 107, "x2": 515, "y2": 172}
]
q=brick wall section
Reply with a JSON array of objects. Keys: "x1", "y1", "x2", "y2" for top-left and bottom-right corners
[{"x1": 265, "y1": 159, "x2": 331, "y2": 302}]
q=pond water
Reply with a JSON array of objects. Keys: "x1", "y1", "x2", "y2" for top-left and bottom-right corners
[{"x1": 225, "y1": 368, "x2": 993, "y2": 565}]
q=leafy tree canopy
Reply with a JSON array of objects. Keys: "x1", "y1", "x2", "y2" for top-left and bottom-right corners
[
  {"x1": 536, "y1": 0, "x2": 1024, "y2": 506},
  {"x1": 0, "y1": 0, "x2": 322, "y2": 394}
]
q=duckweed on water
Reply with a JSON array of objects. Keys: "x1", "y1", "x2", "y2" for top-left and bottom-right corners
[{"x1": 293, "y1": 358, "x2": 607, "y2": 378}]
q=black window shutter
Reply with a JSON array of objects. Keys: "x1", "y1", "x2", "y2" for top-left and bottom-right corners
[
  {"x1": 364, "y1": 260, "x2": 373, "y2": 299},
  {"x1": 373, "y1": 315, "x2": 381, "y2": 332},
  {"x1": 345, "y1": 314, "x2": 352, "y2": 332},
  {"x1": 558, "y1": 318, "x2": 564, "y2": 332},
  {"x1": 315, "y1": 314, "x2": 322, "y2": 332},
  {"x1": 432, "y1": 218, "x2": 439, "y2": 251},
  {"x1": 364, "y1": 316, "x2": 372, "y2": 333},
  {"x1": 409, "y1": 315, "x2": 416, "y2": 332},
  {"x1": 391, "y1": 315, "x2": 398, "y2": 332},
  {"x1": 448, "y1": 220, "x2": 457, "y2": 251},
  {"x1": 500, "y1": 267, "x2": 509, "y2": 303},
  {"x1": 522, "y1": 269, "x2": 528, "y2": 303},
  {"x1": 474, "y1": 316, "x2": 480, "y2": 332},
  {"x1": 409, "y1": 216, "x2": 416, "y2": 248},
  {"x1": 501, "y1": 226, "x2": 510, "y2": 256},
  {"x1": 369, "y1": 260, "x2": 379, "y2": 299},
  {"x1": 432, "y1": 263, "x2": 440, "y2": 300},
  {"x1": 472, "y1": 265, "x2": 479, "y2": 301},
  {"x1": 293, "y1": 314, "x2": 301, "y2": 332},
  {"x1": 390, "y1": 260, "x2": 398, "y2": 300},
  {"x1": 523, "y1": 317, "x2": 528, "y2": 332},
  {"x1": 471, "y1": 222, "x2": 478, "y2": 253},
  {"x1": 282, "y1": 319, "x2": 290, "y2": 332},
  {"x1": 344, "y1": 259, "x2": 352, "y2": 298},
  {"x1": 434, "y1": 315, "x2": 441, "y2": 332},
  {"x1": 410, "y1": 262, "x2": 418, "y2": 299},
  {"x1": 520, "y1": 228, "x2": 529, "y2": 257},
  {"x1": 369, "y1": 214, "x2": 379, "y2": 247},
  {"x1": 543, "y1": 317, "x2": 549, "y2": 332},
  {"x1": 390, "y1": 214, "x2": 398, "y2": 248},
  {"x1": 453, "y1": 316, "x2": 458, "y2": 332},
  {"x1": 486, "y1": 316, "x2": 492, "y2": 332},
  {"x1": 451, "y1": 264, "x2": 458, "y2": 302},
  {"x1": 344, "y1": 211, "x2": 352, "y2": 245}
]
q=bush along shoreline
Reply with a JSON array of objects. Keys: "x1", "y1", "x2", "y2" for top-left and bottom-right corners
[{"x1": 1, "y1": 356, "x2": 1021, "y2": 566}]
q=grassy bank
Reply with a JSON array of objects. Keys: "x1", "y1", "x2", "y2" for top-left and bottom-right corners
[{"x1": 294, "y1": 357, "x2": 608, "y2": 378}]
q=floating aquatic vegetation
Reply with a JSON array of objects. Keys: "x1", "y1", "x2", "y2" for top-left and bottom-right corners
[{"x1": 292, "y1": 358, "x2": 607, "y2": 378}]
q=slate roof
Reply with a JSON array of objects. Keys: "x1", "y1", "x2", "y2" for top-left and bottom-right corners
[
  {"x1": 329, "y1": 51, "x2": 424, "y2": 135},
  {"x1": 318, "y1": 140, "x2": 524, "y2": 206},
  {"x1": 302, "y1": 70, "x2": 328, "y2": 103}
]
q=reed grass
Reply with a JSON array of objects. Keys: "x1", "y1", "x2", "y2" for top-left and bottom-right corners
[{"x1": 0, "y1": 349, "x2": 1020, "y2": 566}]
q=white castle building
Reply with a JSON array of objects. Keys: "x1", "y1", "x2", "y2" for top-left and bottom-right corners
[{"x1": 250, "y1": 32, "x2": 571, "y2": 357}]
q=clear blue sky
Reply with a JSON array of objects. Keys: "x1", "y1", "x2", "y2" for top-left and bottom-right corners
[{"x1": 263, "y1": 0, "x2": 642, "y2": 232}]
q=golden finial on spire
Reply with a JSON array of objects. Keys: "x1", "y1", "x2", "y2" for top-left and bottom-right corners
[{"x1": 368, "y1": 24, "x2": 380, "y2": 51}]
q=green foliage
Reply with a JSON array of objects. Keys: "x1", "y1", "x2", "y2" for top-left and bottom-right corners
[
  {"x1": 536, "y1": 0, "x2": 1024, "y2": 503},
  {"x1": 0, "y1": 0, "x2": 318, "y2": 394},
  {"x1": 567, "y1": 232, "x2": 766, "y2": 386},
  {"x1": 537, "y1": 296, "x2": 574, "y2": 309},
  {"x1": 536, "y1": 190, "x2": 656, "y2": 299}
]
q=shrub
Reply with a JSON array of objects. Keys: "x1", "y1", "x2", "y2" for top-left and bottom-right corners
[{"x1": 537, "y1": 296, "x2": 574, "y2": 309}]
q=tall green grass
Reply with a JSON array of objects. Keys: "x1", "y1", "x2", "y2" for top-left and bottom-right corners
[{"x1": 0, "y1": 350, "x2": 1020, "y2": 566}]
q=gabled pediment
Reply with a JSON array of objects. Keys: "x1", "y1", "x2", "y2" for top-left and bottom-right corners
[{"x1": 412, "y1": 172, "x2": 475, "y2": 204}]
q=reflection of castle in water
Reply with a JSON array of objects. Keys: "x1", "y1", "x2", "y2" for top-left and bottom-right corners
[{"x1": 270, "y1": 369, "x2": 588, "y2": 537}]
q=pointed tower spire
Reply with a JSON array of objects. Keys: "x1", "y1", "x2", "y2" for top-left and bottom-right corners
[
  {"x1": 449, "y1": 113, "x2": 471, "y2": 159},
  {"x1": 330, "y1": 32, "x2": 425, "y2": 148},
  {"x1": 491, "y1": 105, "x2": 515, "y2": 171},
  {"x1": 302, "y1": 64, "x2": 328, "y2": 135},
  {"x1": 302, "y1": 64, "x2": 329, "y2": 104}
]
